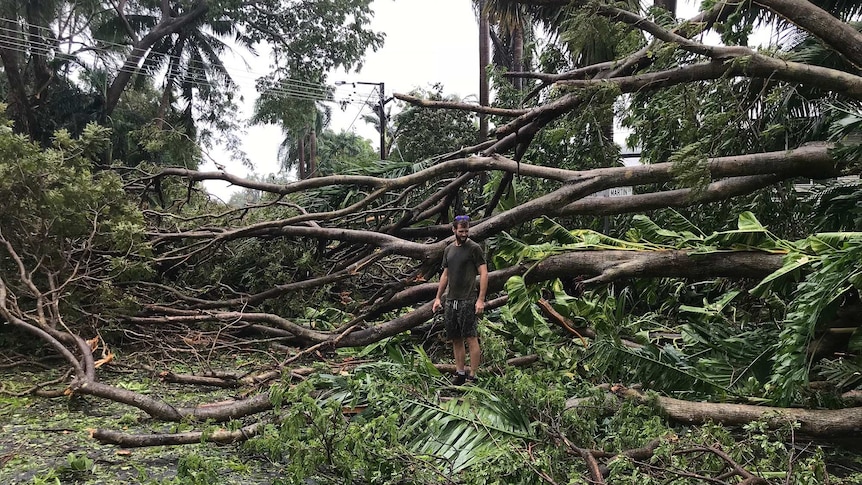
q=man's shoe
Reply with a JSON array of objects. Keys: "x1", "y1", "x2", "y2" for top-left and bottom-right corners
[
  {"x1": 466, "y1": 375, "x2": 479, "y2": 385},
  {"x1": 452, "y1": 372, "x2": 467, "y2": 385}
]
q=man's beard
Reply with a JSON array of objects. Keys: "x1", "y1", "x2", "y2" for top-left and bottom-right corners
[{"x1": 455, "y1": 234, "x2": 468, "y2": 244}]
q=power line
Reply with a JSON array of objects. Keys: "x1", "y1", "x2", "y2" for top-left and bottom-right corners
[
  {"x1": 345, "y1": 89, "x2": 378, "y2": 134},
  {"x1": 0, "y1": 17, "x2": 380, "y2": 106},
  {"x1": 0, "y1": 31, "x2": 353, "y2": 105}
]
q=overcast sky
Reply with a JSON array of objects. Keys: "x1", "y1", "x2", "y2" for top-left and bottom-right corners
[
  {"x1": 203, "y1": 0, "x2": 721, "y2": 199},
  {"x1": 203, "y1": 0, "x2": 480, "y2": 199}
]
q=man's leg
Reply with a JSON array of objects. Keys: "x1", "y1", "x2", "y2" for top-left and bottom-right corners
[
  {"x1": 452, "y1": 338, "x2": 466, "y2": 372},
  {"x1": 466, "y1": 336, "x2": 481, "y2": 377}
]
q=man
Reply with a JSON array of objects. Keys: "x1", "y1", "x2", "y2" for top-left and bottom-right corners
[{"x1": 432, "y1": 215, "x2": 488, "y2": 385}]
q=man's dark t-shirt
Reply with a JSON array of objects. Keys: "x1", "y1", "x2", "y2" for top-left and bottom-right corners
[{"x1": 442, "y1": 239, "x2": 485, "y2": 300}]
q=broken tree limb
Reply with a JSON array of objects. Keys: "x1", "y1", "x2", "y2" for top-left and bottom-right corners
[
  {"x1": 395, "y1": 92, "x2": 528, "y2": 117},
  {"x1": 565, "y1": 386, "x2": 862, "y2": 438},
  {"x1": 92, "y1": 422, "x2": 266, "y2": 447}
]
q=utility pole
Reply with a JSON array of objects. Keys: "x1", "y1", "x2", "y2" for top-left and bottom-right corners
[
  {"x1": 478, "y1": 0, "x2": 489, "y2": 141},
  {"x1": 376, "y1": 82, "x2": 386, "y2": 160},
  {"x1": 336, "y1": 81, "x2": 392, "y2": 160}
]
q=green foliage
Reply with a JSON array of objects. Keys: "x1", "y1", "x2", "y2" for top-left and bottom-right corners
[
  {"x1": 174, "y1": 454, "x2": 222, "y2": 484},
  {"x1": 588, "y1": 339, "x2": 731, "y2": 395},
  {"x1": 392, "y1": 84, "x2": 478, "y2": 163},
  {"x1": 131, "y1": 122, "x2": 202, "y2": 170},
  {"x1": 816, "y1": 357, "x2": 862, "y2": 392},
  {"x1": 501, "y1": 276, "x2": 555, "y2": 345},
  {"x1": 493, "y1": 214, "x2": 862, "y2": 405},
  {"x1": 30, "y1": 453, "x2": 96, "y2": 484},
  {"x1": 618, "y1": 23, "x2": 849, "y2": 237},
  {"x1": 61, "y1": 453, "x2": 96, "y2": 476},
  {"x1": 179, "y1": 234, "x2": 321, "y2": 316},
  {"x1": 259, "y1": 341, "x2": 857, "y2": 483},
  {"x1": 0, "y1": 122, "x2": 140, "y2": 244},
  {"x1": 403, "y1": 386, "x2": 533, "y2": 473},
  {"x1": 769, "y1": 234, "x2": 862, "y2": 403},
  {"x1": 0, "y1": 116, "x2": 151, "y2": 329},
  {"x1": 803, "y1": 177, "x2": 862, "y2": 232},
  {"x1": 492, "y1": 212, "x2": 784, "y2": 270},
  {"x1": 224, "y1": 0, "x2": 384, "y2": 75},
  {"x1": 556, "y1": 1, "x2": 644, "y2": 68},
  {"x1": 623, "y1": 30, "x2": 842, "y2": 168},
  {"x1": 254, "y1": 357, "x2": 539, "y2": 483},
  {"x1": 316, "y1": 129, "x2": 380, "y2": 176},
  {"x1": 100, "y1": 81, "x2": 201, "y2": 169}
]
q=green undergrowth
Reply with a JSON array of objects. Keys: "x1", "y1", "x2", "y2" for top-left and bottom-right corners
[
  {"x1": 2, "y1": 348, "x2": 861, "y2": 484},
  {"x1": 0, "y1": 360, "x2": 277, "y2": 485}
]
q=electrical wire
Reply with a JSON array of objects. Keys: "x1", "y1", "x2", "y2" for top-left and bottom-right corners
[
  {"x1": 0, "y1": 17, "x2": 379, "y2": 106},
  {"x1": 344, "y1": 88, "x2": 378, "y2": 134},
  {"x1": 0, "y1": 18, "x2": 342, "y2": 92}
]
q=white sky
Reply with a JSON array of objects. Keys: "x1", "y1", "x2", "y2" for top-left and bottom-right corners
[{"x1": 202, "y1": 0, "x2": 719, "y2": 199}]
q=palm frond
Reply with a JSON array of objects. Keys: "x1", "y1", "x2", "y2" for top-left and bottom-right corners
[
  {"x1": 533, "y1": 216, "x2": 581, "y2": 244},
  {"x1": 815, "y1": 357, "x2": 862, "y2": 390},
  {"x1": 586, "y1": 339, "x2": 730, "y2": 395},
  {"x1": 311, "y1": 357, "x2": 532, "y2": 474},
  {"x1": 630, "y1": 213, "x2": 704, "y2": 247},
  {"x1": 681, "y1": 318, "x2": 777, "y2": 389},
  {"x1": 770, "y1": 237, "x2": 862, "y2": 403},
  {"x1": 402, "y1": 387, "x2": 533, "y2": 472}
]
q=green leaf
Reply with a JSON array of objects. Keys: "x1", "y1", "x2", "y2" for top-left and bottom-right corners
[
  {"x1": 750, "y1": 255, "x2": 811, "y2": 297},
  {"x1": 737, "y1": 211, "x2": 765, "y2": 231}
]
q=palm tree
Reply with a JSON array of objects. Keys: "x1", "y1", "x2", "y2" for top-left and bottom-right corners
[
  {"x1": 477, "y1": 0, "x2": 491, "y2": 140},
  {"x1": 315, "y1": 129, "x2": 379, "y2": 176},
  {"x1": 493, "y1": 0, "x2": 642, "y2": 147},
  {"x1": 360, "y1": 99, "x2": 396, "y2": 160},
  {"x1": 271, "y1": 102, "x2": 332, "y2": 179},
  {"x1": 482, "y1": 1, "x2": 532, "y2": 91},
  {"x1": 91, "y1": 2, "x2": 252, "y2": 132}
]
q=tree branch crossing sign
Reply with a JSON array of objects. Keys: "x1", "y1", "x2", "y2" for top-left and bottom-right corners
[{"x1": 588, "y1": 186, "x2": 633, "y2": 198}]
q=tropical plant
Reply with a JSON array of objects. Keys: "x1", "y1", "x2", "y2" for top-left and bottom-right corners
[{"x1": 493, "y1": 212, "x2": 862, "y2": 405}]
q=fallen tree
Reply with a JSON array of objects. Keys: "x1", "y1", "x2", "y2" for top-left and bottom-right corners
[
  {"x1": 2, "y1": 3, "x2": 862, "y2": 481},
  {"x1": 566, "y1": 386, "x2": 862, "y2": 438}
]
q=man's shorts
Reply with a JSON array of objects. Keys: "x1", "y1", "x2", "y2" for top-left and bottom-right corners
[{"x1": 444, "y1": 299, "x2": 478, "y2": 339}]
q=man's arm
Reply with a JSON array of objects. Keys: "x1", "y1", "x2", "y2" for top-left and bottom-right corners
[
  {"x1": 475, "y1": 264, "x2": 488, "y2": 314},
  {"x1": 432, "y1": 268, "x2": 449, "y2": 313}
]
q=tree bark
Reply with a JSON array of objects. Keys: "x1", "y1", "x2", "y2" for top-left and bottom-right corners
[
  {"x1": 93, "y1": 422, "x2": 266, "y2": 447},
  {"x1": 0, "y1": 18, "x2": 37, "y2": 135},
  {"x1": 566, "y1": 387, "x2": 862, "y2": 437},
  {"x1": 754, "y1": 0, "x2": 862, "y2": 68},
  {"x1": 479, "y1": 0, "x2": 490, "y2": 141},
  {"x1": 298, "y1": 135, "x2": 307, "y2": 179},
  {"x1": 104, "y1": 1, "x2": 209, "y2": 116},
  {"x1": 309, "y1": 127, "x2": 318, "y2": 177}
]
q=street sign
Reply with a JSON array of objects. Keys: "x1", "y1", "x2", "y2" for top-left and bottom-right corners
[{"x1": 587, "y1": 186, "x2": 633, "y2": 198}]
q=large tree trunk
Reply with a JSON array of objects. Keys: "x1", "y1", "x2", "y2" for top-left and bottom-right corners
[
  {"x1": 309, "y1": 127, "x2": 318, "y2": 177},
  {"x1": 298, "y1": 136, "x2": 306, "y2": 179},
  {"x1": 26, "y1": 2, "x2": 53, "y2": 95},
  {"x1": 479, "y1": 0, "x2": 490, "y2": 141},
  {"x1": 0, "y1": 18, "x2": 36, "y2": 136},
  {"x1": 567, "y1": 387, "x2": 862, "y2": 438},
  {"x1": 104, "y1": 1, "x2": 209, "y2": 116},
  {"x1": 156, "y1": 31, "x2": 190, "y2": 127},
  {"x1": 512, "y1": 23, "x2": 524, "y2": 90}
]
